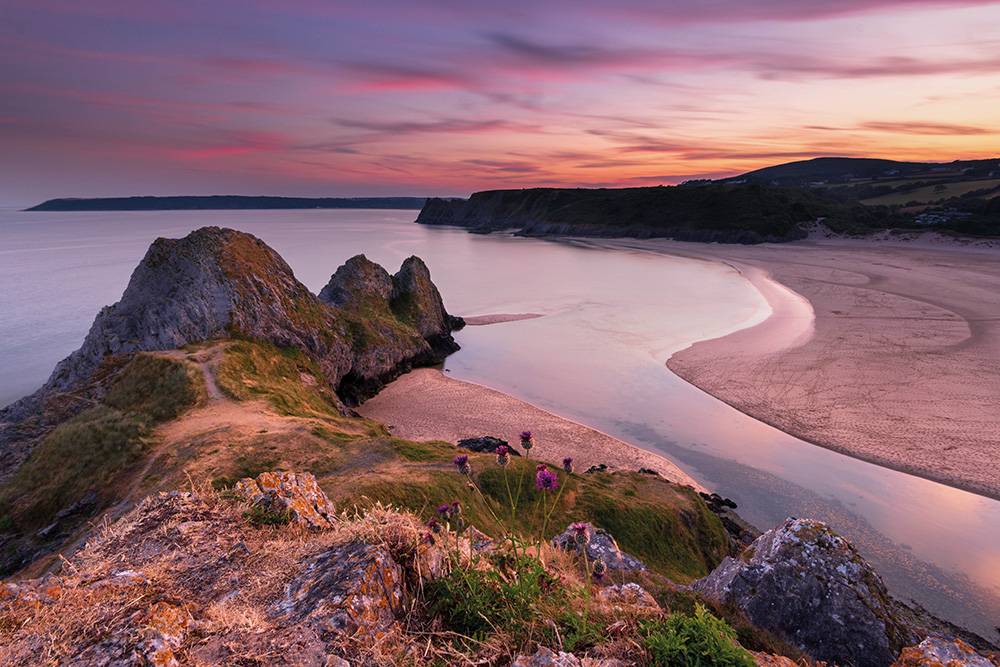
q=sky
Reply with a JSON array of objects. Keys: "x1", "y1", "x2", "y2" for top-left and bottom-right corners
[{"x1": 1, "y1": 0, "x2": 1000, "y2": 206}]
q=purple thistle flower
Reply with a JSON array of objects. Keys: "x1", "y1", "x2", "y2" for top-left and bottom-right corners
[
  {"x1": 451, "y1": 500, "x2": 462, "y2": 515},
  {"x1": 562, "y1": 457, "x2": 574, "y2": 474},
  {"x1": 535, "y1": 465, "x2": 559, "y2": 492},
  {"x1": 427, "y1": 518, "x2": 442, "y2": 534},
  {"x1": 592, "y1": 558, "x2": 608, "y2": 581},
  {"x1": 520, "y1": 431, "x2": 534, "y2": 451},
  {"x1": 436, "y1": 503, "x2": 452, "y2": 518},
  {"x1": 495, "y1": 444, "x2": 510, "y2": 467},
  {"x1": 453, "y1": 454, "x2": 472, "y2": 475}
]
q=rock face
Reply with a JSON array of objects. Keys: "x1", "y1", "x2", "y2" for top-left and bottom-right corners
[
  {"x1": 692, "y1": 517, "x2": 918, "y2": 667},
  {"x1": 318, "y1": 253, "x2": 464, "y2": 402},
  {"x1": 552, "y1": 522, "x2": 645, "y2": 571},
  {"x1": 235, "y1": 471, "x2": 337, "y2": 530},
  {"x1": 893, "y1": 637, "x2": 1000, "y2": 667}
]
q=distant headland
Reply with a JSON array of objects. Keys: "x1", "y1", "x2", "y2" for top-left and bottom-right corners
[{"x1": 26, "y1": 195, "x2": 428, "y2": 212}]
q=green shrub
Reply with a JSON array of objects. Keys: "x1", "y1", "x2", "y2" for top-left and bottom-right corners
[
  {"x1": 426, "y1": 548, "x2": 559, "y2": 639},
  {"x1": 641, "y1": 605, "x2": 755, "y2": 667}
]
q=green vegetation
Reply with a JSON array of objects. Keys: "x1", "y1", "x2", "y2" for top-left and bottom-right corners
[
  {"x1": 104, "y1": 354, "x2": 203, "y2": 421},
  {"x1": 216, "y1": 341, "x2": 344, "y2": 420},
  {"x1": 0, "y1": 354, "x2": 200, "y2": 530},
  {"x1": 351, "y1": 453, "x2": 728, "y2": 583},
  {"x1": 426, "y1": 547, "x2": 559, "y2": 639},
  {"x1": 641, "y1": 605, "x2": 756, "y2": 667}
]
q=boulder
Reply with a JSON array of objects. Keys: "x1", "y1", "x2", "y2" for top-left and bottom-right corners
[
  {"x1": 273, "y1": 540, "x2": 403, "y2": 639},
  {"x1": 750, "y1": 653, "x2": 798, "y2": 667},
  {"x1": 596, "y1": 582, "x2": 660, "y2": 614},
  {"x1": 235, "y1": 471, "x2": 337, "y2": 530},
  {"x1": 893, "y1": 637, "x2": 999, "y2": 667},
  {"x1": 552, "y1": 522, "x2": 645, "y2": 571},
  {"x1": 457, "y1": 436, "x2": 520, "y2": 455},
  {"x1": 692, "y1": 517, "x2": 918, "y2": 667}
]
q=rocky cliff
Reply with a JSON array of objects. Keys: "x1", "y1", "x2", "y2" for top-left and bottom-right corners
[{"x1": 415, "y1": 185, "x2": 879, "y2": 244}]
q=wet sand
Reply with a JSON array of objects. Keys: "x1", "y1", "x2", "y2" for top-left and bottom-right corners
[
  {"x1": 592, "y1": 237, "x2": 1000, "y2": 500},
  {"x1": 462, "y1": 313, "x2": 544, "y2": 325},
  {"x1": 357, "y1": 367, "x2": 704, "y2": 491}
]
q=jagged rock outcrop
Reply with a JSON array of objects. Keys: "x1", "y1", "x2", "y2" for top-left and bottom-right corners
[
  {"x1": 893, "y1": 637, "x2": 1000, "y2": 666},
  {"x1": 0, "y1": 227, "x2": 463, "y2": 476},
  {"x1": 318, "y1": 253, "x2": 464, "y2": 402},
  {"x1": 552, "y1": 522, "x2": 645, "y2": 571},
  {"x1": 692, "y1": 517, "x2": 918, "y2": 667},
  {"x1": 235, "y1": 471, "x2": 337, "y2": 530}
]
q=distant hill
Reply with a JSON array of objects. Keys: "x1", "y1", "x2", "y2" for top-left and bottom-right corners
[
  {"x1": 416, "y1": 184, "x2": 892, "y2": 244},
  {"x1": 725, "y1": 156, "x2": 1000, "y2": 187},
  {"x1": 26, "y1": 195, "x2": 427, "y2": 212}
]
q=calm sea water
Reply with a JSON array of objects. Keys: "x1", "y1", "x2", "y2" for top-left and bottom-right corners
[{"x1": 1, "y1": 208, "x2": 998, "y2": 638}]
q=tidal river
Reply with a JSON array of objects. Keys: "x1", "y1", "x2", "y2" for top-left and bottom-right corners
[{"x1": 1, "y1": 208, "x2": 997, "y2": 638}]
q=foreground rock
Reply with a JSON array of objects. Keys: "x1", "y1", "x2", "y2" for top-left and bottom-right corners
[
  {"x1": 457, "y1": 435, "x2": 520, "y2": 454},
  {"x1": 893, "y1": 637, "x2": 1000, "y2": 666},
  {"x1": 552, "y1": 522, "x2": 645, "y2": 571},
  {"x1": 693, "y1": 517, "x2": 917, "y2": 667},
  {"x1": 511, "y1": 646, "x2": 627, "y2": 667},
  {"x1": 0, "y1": 483, "x2": 423, "y2": 665}
]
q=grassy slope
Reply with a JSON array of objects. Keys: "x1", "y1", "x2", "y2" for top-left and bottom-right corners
[
  {"x1": 212, "y1": 341, "x2": 730, "y2": 583},
  {"x1": 0, "y1": 355, "x2": 202, "y2": 530}
]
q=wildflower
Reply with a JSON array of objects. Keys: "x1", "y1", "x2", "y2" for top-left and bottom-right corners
[
  {"x1": 520, "y1": 431, "x2": 534, "y2": 452},
  {"x1": 427, "y1": 518, "x2": 442, "y2": 534},
  {"x1": 453, "y1": 454, "x2": 472, "y2": 476},
  {"x1": 535, "y1": 465, "x2": 559, "y2": 492},
  {"x1": 592, "y1": 558, "x2": 608, "y2": 582},
  {"x1": 450, "y1": 500, "x2": 462, "y2": 515},
  {"x1": 436, "y1": 503, "x2": 452, "y2": 518},
  {"x1": 422, "y1": 532, "x2": 435, "y2": 545},
  {"x1": 570, "y1": 522, "x2": 590, "y2": 546},
  {"x1": 562, "y1": 457, "x2": 574, "y2": 474},
  {"x1": 495, "y1": 444, "x2": 511, "y2": 467}
]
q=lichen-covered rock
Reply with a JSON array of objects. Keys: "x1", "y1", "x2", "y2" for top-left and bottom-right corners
[
  {"x1": 692, "y1": 517, "x2": 918, "y2": 667},
  {"x1": 236, "y1": 471, "x2": 337, "y2": 530},
  {"x1": 274, "y1": 540, "x2": 403, "y2": 639},
  {"x1": 319, "y1": 255, "x2": 394, "y2": 308},
  {"x1": 511, "y1": 646, "x2": 628, "y2": 666},
  {"x1": 893, "y1": 637, "x2": 1000, "y2": 667},
  {"x1": 142, "y1": 601, "x2": 191, "y2": 667},
  {"x1": 552, "y1": 522, "x2": 645, "y2": 571},
  {"x1": 596, "y1": 582, "x2": 659, "y2": 614}
]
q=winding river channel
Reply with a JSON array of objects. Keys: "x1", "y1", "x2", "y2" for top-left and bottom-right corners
[{"x1": 1, "y1": 208, "x2": 998, "y2": 638}]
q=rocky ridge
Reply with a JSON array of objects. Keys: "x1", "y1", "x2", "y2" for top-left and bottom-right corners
[{"x1": 0, "y1": 227, "x2": 463, "y2": 477}]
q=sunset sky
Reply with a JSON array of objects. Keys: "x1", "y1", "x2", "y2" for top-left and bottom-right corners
[{"x1": 2, "y1": 0, "x2": 999, "y2": 205}]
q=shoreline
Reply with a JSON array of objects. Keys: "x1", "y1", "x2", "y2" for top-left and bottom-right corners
[
  {"x1": 603, "y1": 237, "x2": 1000, "y2": 501},
  {"x1": 357, "y1": 367, "x2": 705, "y2": 492}
]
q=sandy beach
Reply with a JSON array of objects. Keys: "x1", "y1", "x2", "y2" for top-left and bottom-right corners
[
  {"x1": 357, "y1": 367, "x2": 704, "y2": 490},
  {"x1": 590, "y1": 237, "x2": 1000, "y2": 500}
]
